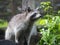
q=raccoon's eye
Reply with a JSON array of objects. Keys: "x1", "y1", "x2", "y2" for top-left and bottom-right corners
[{"x1": 31, "y1": 13, "x2": 37, "y2": 18}]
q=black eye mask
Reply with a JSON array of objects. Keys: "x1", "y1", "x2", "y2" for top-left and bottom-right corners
[{"x1": 31, "y1": 13, "x2": 37, "y2": 18}]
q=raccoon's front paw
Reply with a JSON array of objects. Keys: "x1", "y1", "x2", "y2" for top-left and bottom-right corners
[{"x1": 15, "y1": 40, "x2": 19, "y2": 43}]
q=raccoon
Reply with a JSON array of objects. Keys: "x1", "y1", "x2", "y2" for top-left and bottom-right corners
[{"x1": 5, "y1": 7, "x2": 41, "y2": 45}]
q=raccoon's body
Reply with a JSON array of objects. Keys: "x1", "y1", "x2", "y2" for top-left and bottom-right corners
[{"x1": 5, "y1": 8, "x2": 41, "y2": 45}]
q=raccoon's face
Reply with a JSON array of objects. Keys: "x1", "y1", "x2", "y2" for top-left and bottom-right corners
[
  {"x1": 29, "y1": 10, "x2": 41, "y2": 21},
  {"x1": 26, "y1": 7, "x2": 41, "y2": 21}
]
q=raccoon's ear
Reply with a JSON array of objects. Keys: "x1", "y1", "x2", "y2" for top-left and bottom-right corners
[
  {"x1": 25, "y1": 7, "x2": 32, "y2": 12},
  {"x1": 35, "y1": 7, "x2": 40, "y2": 11},
  {"x1": 27, "y1": 7, "x2": 32, "y2": 12}
]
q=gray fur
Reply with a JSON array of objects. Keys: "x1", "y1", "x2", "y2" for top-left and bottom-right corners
[{"x1": 5, "y1": 8, "x2": 41, "y2": 45}]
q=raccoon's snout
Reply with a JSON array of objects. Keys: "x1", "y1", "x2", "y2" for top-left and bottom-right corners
[
  {"x1": 34, "y1": 13, "x2": 41, "y2": 18},
  {"x1": 32, "y1": 11, "x2": 41, "y2": 18},
  {"x1": 30, "y1": 12, "x2": 41, "y2": 21}
]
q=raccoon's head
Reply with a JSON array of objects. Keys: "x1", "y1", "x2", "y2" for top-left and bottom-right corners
[{"x1": 26, "y1": 7, "x2": 41, "y2": 21}]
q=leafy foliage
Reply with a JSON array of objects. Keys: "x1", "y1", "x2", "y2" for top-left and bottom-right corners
[
  {"x1": 36, "y1": 1, "x2": 60, "y2": 45},
  {"x1": 37, "y1": 16, "x2": 60, "y2": 45},
  {"x1": 0, "y1": 19, "x2": 8, "y2": 28},
  {"x1": 40, "y1": 1, "x2": 53, "y2": 14}
]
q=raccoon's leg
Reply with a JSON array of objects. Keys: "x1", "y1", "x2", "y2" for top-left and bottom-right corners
[
  {"x1": 15, "y1": 29, "x2": 19, "y2": 43},
  {"x1": 15, "y1": 29, "x2": 25, "y2": 45},
  {"x1": 5, "y1": 27, "x2": 15, "y2": 41},
  {"x1": 15, "y1": 28, "x2": 23, "y2": 44},
  {"x1": 27, "y1": 25, "x2": 40, "y2": 45}
]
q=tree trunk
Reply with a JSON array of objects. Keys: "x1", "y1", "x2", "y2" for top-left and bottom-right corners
[
  {"x1": 22, "y1": 0, "x2": 35, "y2": 10},
  {"x1": 10, "y1": 0, "x2": 17, "y2": 15}
]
